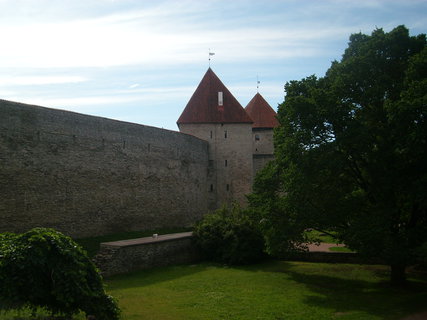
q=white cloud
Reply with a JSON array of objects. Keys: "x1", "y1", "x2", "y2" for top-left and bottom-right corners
[
  {"x1": 0, "y1": 76, "x2": 87, "y2": 86},
  {"x1": 0, "y1": 1, "x2": 359, "y2": 69}
]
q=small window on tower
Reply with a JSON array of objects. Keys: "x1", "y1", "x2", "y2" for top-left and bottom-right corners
[
  {"x1": 224, "y1": 130, "x2": 227, "y2": 139},
  {"x1": 255, "y1": 134, "x2": 260, "y2": 141},
  {"x1": 210, "y1": 130, "x2": 213, "y2": 139},
  {"x1": 225, "y1": 159, "x2": 228, "y2": 167},
  {"x1": 226, "y1": 184, "x2": 230, "y2": 191},
  {"x1": 218, "y1": 91, "x2": 223, "y2": 106},
  {"x1": 210, "y1": 184, "x2": 214, "y2": 192}
]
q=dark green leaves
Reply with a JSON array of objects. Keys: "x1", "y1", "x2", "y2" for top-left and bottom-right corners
[
  {"x1": 250, "y1": 26, "x2": 427, "y2": 284},
  {"x1": 0, "y1": 228, "x2": 120, "y2": 319}
]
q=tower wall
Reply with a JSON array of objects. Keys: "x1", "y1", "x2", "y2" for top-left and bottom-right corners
[
  {"x1": 178, "y1": 123, "x2": 253, "y2": 209},
  {"x1": 252, "y1": 128, "x2": 275, "y2": 155},
  {"x1": 252, "y1": 128, "x2": 275, "y2": 177}
]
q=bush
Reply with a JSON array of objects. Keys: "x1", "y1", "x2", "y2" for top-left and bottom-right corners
[
  {"x1": 415, "y1": 242, "x2": 427, "y2": 267},
  {"x1": 0, "y1": 228, "x2": 120, "y2": 320},
  {"x1": 193, "y1": 205, "x2": 265, "y2": 265}
]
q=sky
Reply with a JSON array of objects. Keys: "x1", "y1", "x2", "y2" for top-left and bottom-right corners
[{"x1": 0, "y1": 0, "x2": 426, "y2": 131}]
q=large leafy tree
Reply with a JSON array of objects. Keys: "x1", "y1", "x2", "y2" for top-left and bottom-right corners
[{"x1": 249, "y1": 26, "x2": 426, "y2": 285}]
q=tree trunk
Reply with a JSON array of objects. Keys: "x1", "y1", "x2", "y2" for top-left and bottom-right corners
[{"x1": 390, "y1": 264, "x2": 406, "y2": 286}]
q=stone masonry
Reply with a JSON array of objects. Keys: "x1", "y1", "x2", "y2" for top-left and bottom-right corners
[{"x1": 0, "y1": 100, "x2": 208, "y2": 238}]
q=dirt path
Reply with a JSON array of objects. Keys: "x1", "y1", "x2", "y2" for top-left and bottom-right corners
[
  {"x1": 400, "y1": 311, "x2": 427, "y2": 320},
  {"x1": 307, "y1": 242, "x2": 346, "y2": 252}
]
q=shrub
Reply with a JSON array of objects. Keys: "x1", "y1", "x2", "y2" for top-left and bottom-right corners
[
  {"x1": 0, "y1": 228, "x2": 120, "y2": 320},
  {"x1": 415, "y1": 242, "x2": 427, "y2": 267},
  {"x1": 193, "y1": 205, "x2": 265, "y2": 265}
]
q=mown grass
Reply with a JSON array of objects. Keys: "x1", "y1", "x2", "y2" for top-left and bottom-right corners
[
  {"x1": 306, "y1": 229, "x2": 340, "y2": 244},
  {"x1": 329, "y1": 246, "x2": 354, "y2": 253},
  {"x1": 1, "y1": 261, "x2": 426, "y2": 320},
  {"x1": 306, "y1": 229, "x2": 355, "y2": 252},
  {"x1": 107, "y1": 261, "x2": 426, "y2": 320}
]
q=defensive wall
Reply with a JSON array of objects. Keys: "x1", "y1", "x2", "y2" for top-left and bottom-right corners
[{"x1": 0, "y1": 100, "x2": 209, "y2": 238}]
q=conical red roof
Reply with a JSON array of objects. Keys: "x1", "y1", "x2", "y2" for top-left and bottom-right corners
[
  {"x1": 177, "y1": 68, "x2": 253, "y2": 124},
  {"x1": 245, "y1": 93, "x2": 279, "y2": 128}
]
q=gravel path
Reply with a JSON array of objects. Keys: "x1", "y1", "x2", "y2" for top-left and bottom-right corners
[{"x1": 307, "y1": 242, "x2": 346, "y2": 252}]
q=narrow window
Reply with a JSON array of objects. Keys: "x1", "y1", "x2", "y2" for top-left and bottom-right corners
[
  {"x1": 210, "y1": 130, "x2": 213, "y2": 139},
  {"x1": 218, "y1": 91, "x2": 223, "y2": 106},
  {"x1": 224, "y1": 130, "x2": 227, "y2": 139},
  {"x1": 210, "y1": 184, "x2": 214, "y2": 192},
  {"x1": 226, "y1": 184, "x2": 230, "y2": 191},
  {"x1": 225, "y1": 159, "x2": 228, "y2": 167},
  {"x1": 255, "y1": 134, "x2": 260, "y2": 141}
]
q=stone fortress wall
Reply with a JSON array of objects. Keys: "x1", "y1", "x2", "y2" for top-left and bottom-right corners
[
  {"x1": 178, "y1": 123, "x2": 253, "y2": 210},
  {"x1": 0, "y1": 100, "x2": 209, "y2": 238}
]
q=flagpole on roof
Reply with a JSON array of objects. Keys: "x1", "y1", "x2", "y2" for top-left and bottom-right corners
[
  {"x1": 257, "y1": 75, "x2": 260, "y2": 93},
  {"x1": 209, "y1": 48, "x2": 215, "y2": 67}
]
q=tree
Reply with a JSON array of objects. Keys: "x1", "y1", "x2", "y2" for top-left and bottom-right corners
[
  {"x1": 249, "y1": 26, "x2": 427, "y2": 285},
  {"x1": 0, "y1": 228, "x2": 120, "y2": 319},
  {"x1": 193, "y1": 205, "x2": 265, "y2": 265}
]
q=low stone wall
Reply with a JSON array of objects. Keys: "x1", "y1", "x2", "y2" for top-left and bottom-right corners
[{"x1": 93, "y1": 232, "x2": 198, "y2": 277}]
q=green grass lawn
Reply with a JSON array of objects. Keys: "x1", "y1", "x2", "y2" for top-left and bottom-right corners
[
  {"x1": 306, "y1": 229, "x2": 341, "y2": 244},
  {"x1": 106, "y1": 261, "x2": 426, "y2": 320},
  {"x1": 1, "y1": 260, "x2": 426, "y2": 320},
  {"x1": 305, "y1": 229, "x2": 355, "y2": 252}
]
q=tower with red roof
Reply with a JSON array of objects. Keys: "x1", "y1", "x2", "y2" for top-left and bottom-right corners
[
  {"x1": 177, "y1": 68, "x2": 253, "y2": 208},
  {"x1": 245, "y1": 92, "x2": 279, "y2": 176}
]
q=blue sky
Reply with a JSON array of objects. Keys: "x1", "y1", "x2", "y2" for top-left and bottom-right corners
[{"x1": 0, "y1": 0, "x2": 426, "y2": 130}]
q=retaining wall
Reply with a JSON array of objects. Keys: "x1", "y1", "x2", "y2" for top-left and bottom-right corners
[{"x1": 93, "y1": 232, "x2": 198, "y2": 277}]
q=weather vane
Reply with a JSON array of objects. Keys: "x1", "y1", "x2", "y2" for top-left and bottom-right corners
[
  {"x1": 257, "y1": 75, "x2": 260, "y2": 93},
  {"x1": 209, "y1": 48, "x2": 215, "y2": 67}
]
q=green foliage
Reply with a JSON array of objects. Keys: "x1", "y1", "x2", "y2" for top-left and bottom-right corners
[
  {"x1": 414, "y1": 242, "x2": 427, "y2": 266},
  {"x1": 193, "y1": 205, "x2": 265, "y2": 265},
  {"x1": 0, "y1": 228, "x2": 120, "y2": 319},
  {"x1": 250, "y1": 26, "x2": 427, "y2": 284}
]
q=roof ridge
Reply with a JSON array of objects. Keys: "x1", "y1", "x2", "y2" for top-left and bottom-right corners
[
  {"x1": 177, "y1": 69, "x2": 253, "y2": 125},
  {"x1": 245, "y1": 92, "x2": 278, "y2": 128}
]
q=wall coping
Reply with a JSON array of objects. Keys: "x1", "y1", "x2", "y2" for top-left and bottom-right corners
[{"x1": 100, "y1": 232, "x2": 193, "y2": 248}]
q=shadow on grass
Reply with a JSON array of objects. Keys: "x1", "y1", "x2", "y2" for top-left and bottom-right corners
[
  {"x1": 105, "y1": 260, "x2": 427, "y2": 319},
  {"x1": 288, "y1": 271, "x2": 427, "y2": 319},
  {"x1": 105, "y1": 263, "x2": 210, "y2": 289},
  {"x1": 236, "y1": 260, "x2": 427, "y2": 319}
]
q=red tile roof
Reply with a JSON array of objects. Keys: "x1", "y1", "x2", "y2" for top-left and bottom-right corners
[
  {"x1": 177, "y1": 68, "x2": 253, "y2": 124},
  {"x1": 245, "y1": 93, "x2": 279, "y2": 128}
]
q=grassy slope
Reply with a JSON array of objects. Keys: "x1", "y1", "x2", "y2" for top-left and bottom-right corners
[
  {"x1": 106, "y1": 261, "x2": 426, "y2": 320},
  {"x1": 1, "y1": 261, "x2": 426, "y2": 319}
]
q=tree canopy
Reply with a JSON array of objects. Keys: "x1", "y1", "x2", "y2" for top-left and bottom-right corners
[{"x1": 249, "y1": 25, "x2": 427, "y2": 285}]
